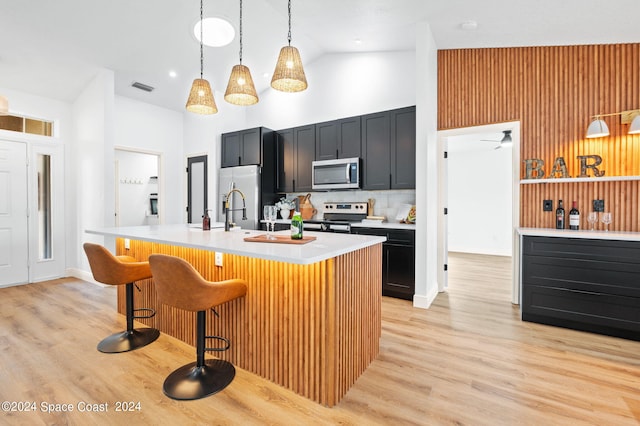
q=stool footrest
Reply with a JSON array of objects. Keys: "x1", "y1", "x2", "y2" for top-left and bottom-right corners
[
  {"x1": 133, "y1": 307, "x2": 156, "y2": 320},
  {"x1": 205, "y1": 335, "x2": 231, "y2": 352}
]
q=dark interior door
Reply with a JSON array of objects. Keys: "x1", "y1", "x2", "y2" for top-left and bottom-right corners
[{"x1": 187, "y1": 155, "x2": 208, "y2": 223}]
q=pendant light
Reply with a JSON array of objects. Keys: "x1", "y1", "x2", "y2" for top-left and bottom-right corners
[
  {"x1": 186, "y1": 0, "x2": 218, "y2": 114},
  {"x1": 224, "y1": 0, "x2": 258, "y2": 105},
  {"x1": 271, "y1": 0, "x2": 308, "y2": 93},
  {"x1": 0, "y1": 95, "x2": 8, "y2": 115}
]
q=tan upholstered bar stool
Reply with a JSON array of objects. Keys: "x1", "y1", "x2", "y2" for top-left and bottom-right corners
[
  {"x1": 148, "y1": 254, "x2": 247, "y2": 401},
  {"x1": 83, "y1": 243, "x2": 160, "y2": 353}
]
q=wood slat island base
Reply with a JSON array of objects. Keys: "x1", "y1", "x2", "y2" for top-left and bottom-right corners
[{"x1": 115, "y1": 238, "x2": 382, "y2": 407}]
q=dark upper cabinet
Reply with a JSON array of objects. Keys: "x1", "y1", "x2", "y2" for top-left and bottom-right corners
[
  {"x1": 315, "y1": 116, "x2": 361, "y2": 160},
  {"x1": 362, "y1": 112, "x2": 392, "y2": 190},
  {"x1": 390, "y1": 107, "x2": 416, "y2": 189},
  {"x1": 362, "y1": 106, "x2": 416, "y2": 190},
  {"x1": 276, "y1": 125, "x2": 315, "y2": 193},
  {"x1": 221, "y1": 127, "x2": 262, "y2": 167}
]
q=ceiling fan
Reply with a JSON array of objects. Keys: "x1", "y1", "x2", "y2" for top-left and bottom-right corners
[{"x1": 481, "y1": 130, "x2": 513, "y2": 150}]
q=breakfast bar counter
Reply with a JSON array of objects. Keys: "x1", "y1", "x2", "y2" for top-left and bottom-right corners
[{"x1": 87, "y1": 225, "x2": 385, "y2": 406}]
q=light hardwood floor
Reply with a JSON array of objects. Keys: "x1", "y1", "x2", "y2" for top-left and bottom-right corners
[{"x1": 1, "y1": 253, "x2": 639, "y2": 425}]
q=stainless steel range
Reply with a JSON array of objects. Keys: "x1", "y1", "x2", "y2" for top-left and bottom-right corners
[{"x1": 304, "y1": 202, "x2": 367, "y2": 233}]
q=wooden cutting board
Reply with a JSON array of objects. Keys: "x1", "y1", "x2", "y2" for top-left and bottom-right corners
[{"x1": 243, "y1": 234, "x2": 317, "y2": 244}]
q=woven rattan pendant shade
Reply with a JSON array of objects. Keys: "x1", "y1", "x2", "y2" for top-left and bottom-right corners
[
  {"x1": 0, "y1": 95, "x2": 8, "y2": 115},
  {"x1": 271, "y1": 45, "x2": 307, "y2": 92},
  {"x1": 224, "y1": 0, "x2": 258, "y2": 106},
  {"x1": 186, "y1": 78, "x2": 218, "y2": 114},
  {"x1": 185, "y1": 0, "x2": 218, "y2": 115},
  {"x1": 224, "y1": 65, "x2": 259, "y2": 105}
]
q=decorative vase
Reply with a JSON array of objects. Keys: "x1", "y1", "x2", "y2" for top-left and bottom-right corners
[{"x1": 280, "y1": 208, "x2": 291, "y2": 219}]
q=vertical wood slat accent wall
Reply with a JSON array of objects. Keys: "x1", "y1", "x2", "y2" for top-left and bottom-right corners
[
  {"x1": 438, "y1": 44, "x2": 640, "y2": 231},
  {"x1": 115, "y1": 239, "x2": 382, "y2": 407}
]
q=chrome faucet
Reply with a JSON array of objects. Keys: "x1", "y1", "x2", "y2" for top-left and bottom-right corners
[{"x1": 223, "y1": 188, "x2": 247, "y2": 232}]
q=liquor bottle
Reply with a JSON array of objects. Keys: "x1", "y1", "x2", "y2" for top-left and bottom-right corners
[
  {"x1": 202, "y1": 209, "x2": 211, "y2": 231},
  {"x1": 569, "y1": 201, "x2": 580, "y2": 230},
  {"x1": 291, "y1": 211, "x2": 303, "y2": 240},
  {"x1": 556, "y1": 200, "x2": 565, "y2": 229}
]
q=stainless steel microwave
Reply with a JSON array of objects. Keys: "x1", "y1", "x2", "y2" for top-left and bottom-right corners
[{"x1": 312, "y1": 157, "x2": 360, "y2": 190}]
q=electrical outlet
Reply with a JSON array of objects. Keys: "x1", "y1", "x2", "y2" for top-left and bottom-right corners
[
  {"x1": 593, "y1": 199, "x2": 605, "y2": 212},
  {"x1": 124, "y1": 238, "x2": 130, "y2": 250},
  {"x1": 215, "y1": 252, "x2": 223, "y2": 267},
  {"x1": 543, "y1": 200, "x2": 553, "y2": 211}
]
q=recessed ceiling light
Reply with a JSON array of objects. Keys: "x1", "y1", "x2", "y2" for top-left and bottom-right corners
[
  {"x1": 194, "y1": 17, "x2": 235, "y2": 47},
  {"x1": 354, "y1": 38, "x2": 362, "y2": 45},
  {"x1": 169, "y1": 70, "x2": 177, "y2": 78},
  {"x1": 460, "y1": 20, "x2": 478, "y2": 31}
]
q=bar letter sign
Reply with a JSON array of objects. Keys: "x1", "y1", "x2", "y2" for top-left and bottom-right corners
[{"x1": 523, "y1": 155, "x2": 605, "y2": 179}]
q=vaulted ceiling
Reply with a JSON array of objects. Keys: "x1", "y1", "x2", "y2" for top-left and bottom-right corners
[{"x1": 1, "y1": 0, "x2": 639, "y2": 112}]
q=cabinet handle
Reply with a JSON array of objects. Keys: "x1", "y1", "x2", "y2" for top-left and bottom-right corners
[
  {"x1": 238, "y1": 156, "x2": 241, "y2": 166},
  {"x1": 293, "y1": 179, "x2": 296, "y2": 192},
  {"x1": 389, "y1": 174, "x2": 392, "y2": 188}
]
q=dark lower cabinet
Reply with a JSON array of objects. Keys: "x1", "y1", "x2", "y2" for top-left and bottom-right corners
[
  {"x1": 522, "y1": 236, "x2": 640, "y2": 341},
  {"x1": 351, "y1": 227, "x2": 415, "y2": 300}
]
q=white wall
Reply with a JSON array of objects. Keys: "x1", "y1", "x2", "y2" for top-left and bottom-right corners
[
  {"x1": 115, "y1": 150, "x2": 158, "y2": 226},
  {"x1": 114, "y1": 96, "x2": 184, "y2": 224},
  {"x1": 247, "y1": 51, "x2": 416, "y2": 130},
  {"x1": 415, "y1": 22, "x2": 439, "y2": 308},
  {"x1": 71, "y1": 69, "x2": 114, "y2": 274},
  {"x1": 447, "y1": 139, "x2": 513, "y2": 256}
]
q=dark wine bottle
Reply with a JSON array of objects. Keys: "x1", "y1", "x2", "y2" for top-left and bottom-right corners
[
  {"x1": 569, "y1": 201, "x2": 580, "y2": 230},
  {"x1": 556, "y1": 200, "x2": 565, "y2": 229}
]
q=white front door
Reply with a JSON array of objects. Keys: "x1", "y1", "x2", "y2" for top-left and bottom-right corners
[{"x1": 0, "y1": 141, "x2": 28, "y2": 286}]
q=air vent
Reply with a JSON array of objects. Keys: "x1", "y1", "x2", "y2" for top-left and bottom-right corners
[{"x1": 131, "y1": 81, "x2": 155, "y2": 92}]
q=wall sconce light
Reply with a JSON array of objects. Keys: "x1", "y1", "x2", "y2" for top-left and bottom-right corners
[{"x1": 586, "y1": 109, "x2": 640, "y2": 138}]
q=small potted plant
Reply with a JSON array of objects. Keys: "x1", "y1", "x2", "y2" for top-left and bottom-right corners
[{"x1": 275, "y1": 197, "x2": 296, "y2": 219}]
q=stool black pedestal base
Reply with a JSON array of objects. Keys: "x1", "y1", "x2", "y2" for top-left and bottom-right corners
[
  {"x1": 97, "y1": 328, "x2": 160, "y2": 353},
  {"x1": 163, "y1": 359, "x2": 236, "y2": 400}
]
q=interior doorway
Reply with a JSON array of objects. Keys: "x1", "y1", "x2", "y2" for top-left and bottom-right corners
[
  {"x1": 438, "y1": 121, "x2": 521, "y2": 304},
  {"x1": 114, "y1": 148, "x2": 161, "y2": 227}
]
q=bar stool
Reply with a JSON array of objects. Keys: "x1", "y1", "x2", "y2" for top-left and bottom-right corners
[
  {"x1": 83, "y1": 243, "x2": 160, "y2": 353},
  {"x1": 148, "y1": 254, "x2": 247, "y2": 401}
]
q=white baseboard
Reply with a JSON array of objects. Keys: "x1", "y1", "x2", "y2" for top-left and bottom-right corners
[
  {"x1": 413, "y1": 285, "x2": 439, "y2": 309},
  {"x1": 65, "y1": 268, "x2": 105, "y2": 286}
]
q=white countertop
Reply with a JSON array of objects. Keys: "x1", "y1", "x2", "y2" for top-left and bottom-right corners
[
  {"x1": 517, "y1": 227, "x2": 640, "y2": 242},
  {"x1": 87, "y1": 224, "x2": 386, "y2": 265}
]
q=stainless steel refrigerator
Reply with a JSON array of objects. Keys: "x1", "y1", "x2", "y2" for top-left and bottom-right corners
[{"x1": 218, "y1": 165, "x2": 261, "y2": 230}]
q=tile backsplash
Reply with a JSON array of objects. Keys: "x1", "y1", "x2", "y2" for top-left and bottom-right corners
[{"x1": 284, "y1": 189, "x2": 415, "y2": 221}]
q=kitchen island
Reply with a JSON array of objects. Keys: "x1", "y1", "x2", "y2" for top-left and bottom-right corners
[{"x1": 86, "y1": 225, "x2": 385, "y2": 406}]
